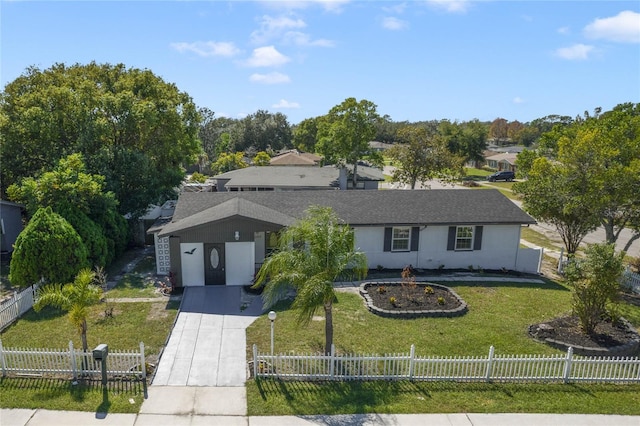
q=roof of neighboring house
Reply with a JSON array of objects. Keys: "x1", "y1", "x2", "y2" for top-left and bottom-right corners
[
  {"x1": 344, "y1": 164, "x2": 384, "y2": 181},
  {"x1": 158, "y1": 189, "x2": 535, "y2": 237},
  {"x1": 485, "y1": 152, "x2": 518, "y2": 165},
  {"x1": 369, "y1": 141, "x2": 394, "y2": 150},
  {"x1": 270, "y1": 150, "x2": 322, "y2": 166},
  {"x1": 214, "y1": 166, "x2": 341, "y2": 189}
]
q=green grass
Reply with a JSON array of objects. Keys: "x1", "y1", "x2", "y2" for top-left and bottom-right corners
[
  {"x1": 105, "y1": 274, "x2": 160, "y2": 299},
  {"x1": 463, "y1": 167, "x2": 493, "y2": 181},
  {"x1": 0, "y1": 300, "x2": 178, "y2": 412},
  {"x1": 1, "y1": 301, "x2": 178, "y2": 354},
  {"x1": 521, "y1": 228, "x2": 563, "y2": 251},
  {"x1": 246, "y1": 279, "x2": 640, "y2": 415},
  {"x1": 247, "y1": 380, "x2": 640, "y2": 416},
  {"x1": 482, "y1": 181, "x2": 516, "y2": 191},
  {"x1": 0, "y1": 377, "x2": 145, "y2": 412}
]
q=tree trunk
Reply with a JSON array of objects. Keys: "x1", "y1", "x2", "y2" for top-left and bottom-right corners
[
  {"x1": 324, "y1": 302, "x2": 333, "y2": 355},
  {"x1": 623, "y1": 233, "x2": 640, "y2": 253},
  {"x1": 81, "y1": 319, "x2": 88, "y2": 352}
]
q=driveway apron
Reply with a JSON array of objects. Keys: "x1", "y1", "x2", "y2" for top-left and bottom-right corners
[{"x1": 151, "y1": 286, "x2": 263, "y2": 387}]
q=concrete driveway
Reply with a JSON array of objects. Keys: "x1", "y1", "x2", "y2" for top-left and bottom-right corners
[{"x1": 151, "y1": 286, "x2": 263, "y2": 387}]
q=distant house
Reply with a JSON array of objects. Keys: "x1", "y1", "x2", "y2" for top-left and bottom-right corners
[
  {"x1": 213, "y1": 165, "x2": 383, "y2": 192},
  {"x1": 269, "y1": 150, "x2": 322, "y2": 166},
  {"x1": 0, "y1": 200, "x2": 25, "y2": 258},
  {"x1": 485, "y1": 153, "x2": 518, "y2": 173},
  {"x1": 369, "y1": 141, "x2": 394, "y2": 152},
  {"x1": 149, "y1": 189, "x2": 541, "y2": 287}
]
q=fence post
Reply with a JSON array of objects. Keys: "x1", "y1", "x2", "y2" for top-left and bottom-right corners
[
  {"x1": 252, "y1": 344, "x2": 258, "y2": 379},
  {"x1": 69, "y1": 340, "x2": 77, "y2": 380},
  {"x1": 140, "y1": 342, "x2": 146, "y2": 380},
  {"x1": 485, "y1": 346, "x2": 495, "y2": 382},
  {"x1": 557, "y1": 248, "x2": 564, "y2": 274},
  {"x1": 0, "y1": 339, "x2": 5, "y2": 377},
  {"x1": 330, "y1": 344, "x2": 335, "y2": 380},
  {"x1": 408, "y1": 345, "x2": 415, "y2": 380},
  {"x1": 563, "y1": 347, "x2": 574, "y2": 384}
]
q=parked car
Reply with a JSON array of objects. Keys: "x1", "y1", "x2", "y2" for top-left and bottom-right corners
[{"x1": 487, "y1": 170, "x2": 515, "y2": 182}]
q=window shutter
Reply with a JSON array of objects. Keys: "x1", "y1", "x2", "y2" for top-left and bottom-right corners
[
  {"x1": 410, "y1": 227, "x2": 420, "y2": 251},
  {"x1": 383, "y1": 227, "x2": 392, "y2": 252},
  {"x1": 447, "y1": 226, "x2": 456, "y2": 251},
  {"x1": 474, "y1": 226, "x2": 483, "y2": 250}
]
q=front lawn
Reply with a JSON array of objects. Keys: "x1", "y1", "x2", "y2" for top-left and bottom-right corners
[{"x1": 246, "y1": 279, "x2": 640, "y2": 415}]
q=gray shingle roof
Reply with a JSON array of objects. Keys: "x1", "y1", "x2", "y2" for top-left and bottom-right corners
[
  {"x1": 214, "y1": 166, "x2": 340, "y2": 188},
  {"x1": 158, "y1": 189, "x2": 535, "y2": 237}
]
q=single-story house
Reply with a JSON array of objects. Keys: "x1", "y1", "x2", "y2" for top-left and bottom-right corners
[
  {"x1": 369, "y1": 141, "x2": 394, "y2": 152},
  {"x1": 0, "y1": 200, "x2": 25, "y2": 258},
  {"x1": 150, "y1": 189, "x2": 541, "y2": 287},
  {"x1": 213, "y1": 165, "x2": 383, "y2": 192},
  {"x1": 269, "y1": 150, "x2": 322, "y2": 166},
  {"x1": 485, "y1": 153, "x2": 518, "y2": 172}
]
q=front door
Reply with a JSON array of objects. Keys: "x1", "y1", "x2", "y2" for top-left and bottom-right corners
[{"x1": 204, "y1": 243, "x2": 225, "y2": 285}]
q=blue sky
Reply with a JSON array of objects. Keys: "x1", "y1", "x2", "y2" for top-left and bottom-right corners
[{"x1": 2, "y1": 1, "x2": 639, "y2": 125}]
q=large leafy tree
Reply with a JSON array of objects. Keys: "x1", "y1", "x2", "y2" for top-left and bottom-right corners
[
  {"x1": 7, "y1": 154, "x2": 127, "y2": 266},
  {"x1": 387, "y1": 126, "x2": 465, "y2": 189},
  {"x1": 293, "y1": 116, "x2": 321, "y2": 152},
  {"x1": 316, "y1": 98, "x2": 382, "y2": 187},
  {"x1": 254, "y1": 206, "x2": 368, "y2": 355},
  {"x1": 564, "y1": 243, "x2": 625, "y2": 335},
  {"x1": 9, "y1": 207, "x2": 89, "y2": 287},
  {"x1": 1, "y1": 62, "x2": 201, "y2": 217},
  {"x1": 438, "y1": 119, "x2": 488, "y2": 164},
  {"x1": 514, "y1": 158, "x2": 600, "y2": 255},
  {"x1": 34, "y1": 268, "x2": 103, "y2": 352},
  {"x1": 210, "y1": 152, "x2": 248, "y2": 175}
]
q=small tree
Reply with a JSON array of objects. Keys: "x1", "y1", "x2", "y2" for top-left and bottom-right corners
[
  {"x1": 252, "y1": 151, "x2": 271, "y2": 166},
  {"x1": 33, "y1": 268, "x2": 103, "y2": 352},
  {"x1": 254, "y1": 206, "x2": 368, "y2": 354},
  {"x1": 9, "y1": 207, "x2": 89, "y2": 287},
  {"x1": 564, "y1": 243, "x2": 625, "y2": 335}
]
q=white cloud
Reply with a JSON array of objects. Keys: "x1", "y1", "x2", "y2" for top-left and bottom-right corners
[
  {"x1": 557, "y1": 26, "x2": 570, "y2": 35},
  {"x1": 554, "y1": 43, "x2": 594, "y2": 60},
  {"x1": 249, "y1": 72, "x2": 291, "y2": 84},
  {"x1": 426, "y1": 0, "x2": 470, "y2": 13},
  {"x1": 170, "y1": 41, "x2": 240, "y2": 57},
  {"x1": 584, "y1": 10, "x2": 640, "y2": 43},
  {"x1": 283, "y1": 31, "x2": 335, "y2": 47},
  {"x1": 258, "y1": 0, "x2": 349, "y2": 14},
  {"x1": 272, "y1": 99, "x2": 300, "y2": 109},
  {"x1": 383, "y1": 3, "x2": 407, "y2": 14},
  {"x1": 513, "y1": 97, "x2": 525, "y2": 104},
  {"x1": 244, "y1": 46, "x2": 291, "y2": 67},
  {"x1": 382, "y1": 17, "x2": 408, "y2": 31},
  {"x1": 251, "y1": 15, "x2": 306, "y2": 44}
]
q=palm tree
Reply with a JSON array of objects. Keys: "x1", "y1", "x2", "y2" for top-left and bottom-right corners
[
  {"x1": 33, "y1": 268, "x2": 103, "y2": 352},
  {"x1": 254, "y1": 206, "x2": 368, "y2": 354}
]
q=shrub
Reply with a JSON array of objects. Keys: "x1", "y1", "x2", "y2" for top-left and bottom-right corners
[
  {"x1": 424, "y1": 286, "x2": 434, "y2": 295},
  {"x1": 389, "y1": 296, "x2": 398, "y2": 307},
  {"x1": 437, "y1": 297, "x2": 445, "y2": 305},
  {"x1": 377, "y1": 286, "x2": 387, "y2": 294}
]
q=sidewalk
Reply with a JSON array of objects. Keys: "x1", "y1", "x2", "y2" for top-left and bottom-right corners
[{"x1": 3, "y1": 408, "x2": 639, "y2": 426}]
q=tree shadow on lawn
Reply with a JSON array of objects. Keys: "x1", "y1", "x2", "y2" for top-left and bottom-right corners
[{"x1": 253, "y1": 379, "x2": 640, "y2": 415}]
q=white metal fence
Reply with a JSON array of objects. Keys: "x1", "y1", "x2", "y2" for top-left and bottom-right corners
[
  {"x1": 622, "y1": 268, "x2": 640, "y2": 294},
  {"x1": 252, "y1": 345, "x2": 640, "y2": 384},
  {"x1": 0, "y1": 340, "x2": 146, "y2": 381},
  {"x1": 0, "y1": 284, "x2": 40, "y2": 331}
]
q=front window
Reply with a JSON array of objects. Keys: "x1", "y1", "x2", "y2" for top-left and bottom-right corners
[
  {"x1": 455, "y1": 226, "x2": 474, "y2": 250},
  {"x1": 392, "y1": 227, "x2": 410, "y2": 251}
]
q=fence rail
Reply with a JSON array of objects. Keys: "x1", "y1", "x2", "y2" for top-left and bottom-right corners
[
  {"x1": 0, "y1": 340, "x2": 146, "y2": 380},
  {"x1": 0, "y1": 284, "x2": 40, "y2": 332},
  {"x1": 623, "y1": 268, "x2": 640, "y2": 294},
  {"x1": 252, "y1": 345, "x2": 640, "y2": 384}
]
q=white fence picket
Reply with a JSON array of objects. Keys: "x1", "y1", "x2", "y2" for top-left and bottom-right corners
[
  {"x1": 622, "y1": 268, "x2": 640, "y2": 294},
  {"x1": 0, "y1": 340, "x2": 146, "y2": 380},
  {"x1": 0, "y1": 284, "x2": 40, "y2": 331},
  {"x1": 253, "y1": 345, "x2": 640, "y2": 384}
]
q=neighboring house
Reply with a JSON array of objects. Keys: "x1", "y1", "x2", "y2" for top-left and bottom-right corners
[
  {"x1": 150, "y1": 190, "x2": 541, "y2": 287},
  {"x1": 485, "y1": 153, "x2": 518, "y2": 173},
  {"x1": 0, "y1": 200, "x2": 25, "y2": 258},
  {"x1": 369, "y1": 141, "x2": 394, "y2": 152},
  {"x1": 147, "y1": 200, "x2": 177, "y2": 275},
  {"x1": 270, "y1": 150, "x2": 322, "y2": 166},
  {"x1": 213, "y1": 165, "x2": 383, "y2": 192}
]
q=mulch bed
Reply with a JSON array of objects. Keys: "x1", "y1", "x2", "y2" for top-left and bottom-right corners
[{"x1": 365, "y1": 283, "x2": 462, "y2": 311}]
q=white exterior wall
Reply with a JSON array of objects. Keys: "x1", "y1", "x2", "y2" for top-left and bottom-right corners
[
  {"x1": 180, "y1": 242, "x2": 204, "y2": 286},
  {"x1": 225, "y1": 242, "x2": 255, "y2": 286},
  {"x1": 354, "y1": 224, "x2": 525, "y2": 271}
]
